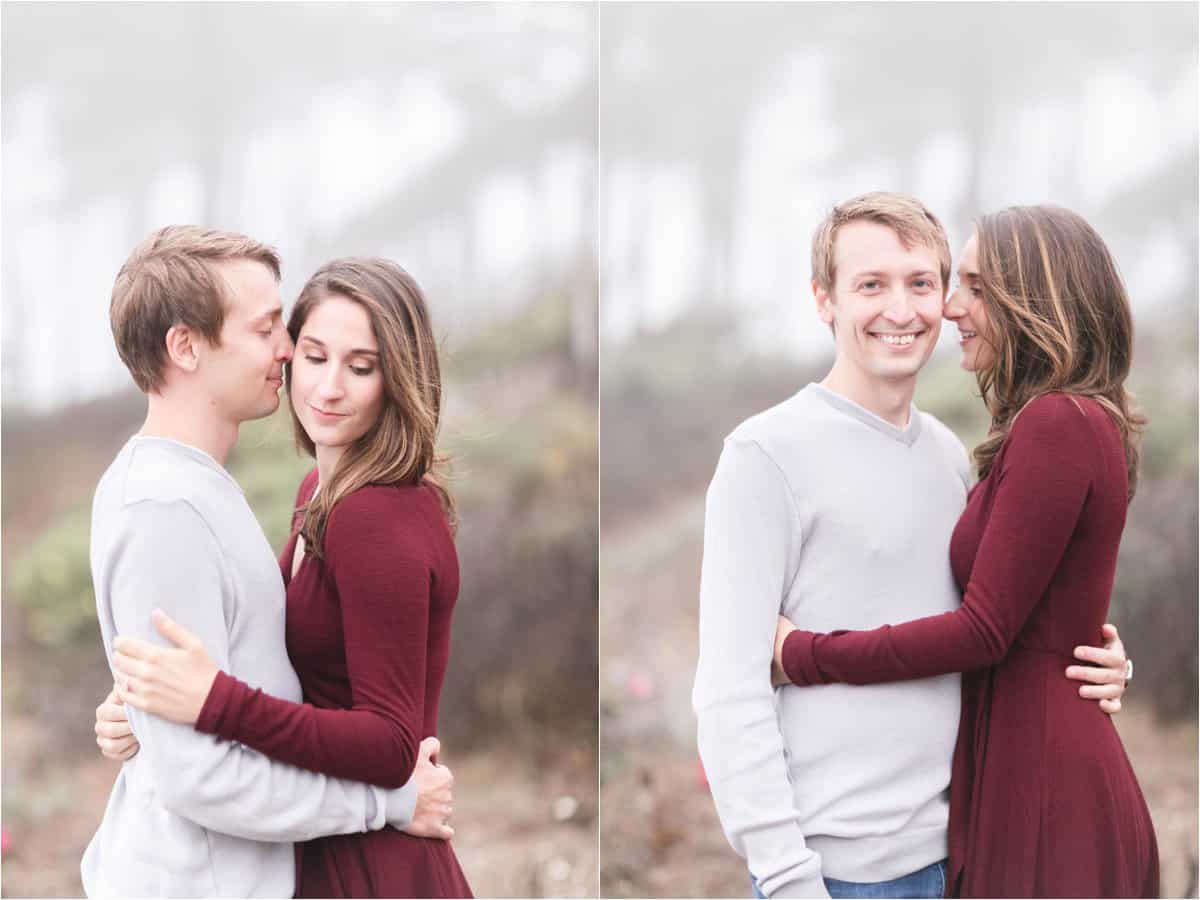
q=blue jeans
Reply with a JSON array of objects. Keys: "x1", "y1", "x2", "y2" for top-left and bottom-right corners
[{"x1": 752, "y1": 859, "x2": 947, "y2": 899}]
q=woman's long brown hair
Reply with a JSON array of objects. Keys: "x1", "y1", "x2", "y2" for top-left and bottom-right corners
[
  {"x1": 972, "y1": 205, "x2": 1146, "y2": 500},
  {"x1": 285, "y1": 257, "x2": 454, "y2": 558}
]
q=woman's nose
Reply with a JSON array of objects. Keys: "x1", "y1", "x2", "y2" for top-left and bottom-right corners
[{"x1": 943, "y1": 290, "x2": 965, "y2": 320}]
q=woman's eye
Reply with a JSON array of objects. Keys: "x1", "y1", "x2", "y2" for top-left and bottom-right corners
[
  {"x1": 304, "y1": 355, "x2": 326, "y2": 364},
  {"x1": 351, "y1": 367, "x2": 374, "y2": 377}
]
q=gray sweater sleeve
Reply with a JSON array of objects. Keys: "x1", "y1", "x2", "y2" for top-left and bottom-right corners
[
  {"x1": 107, "y1": 499, "x2": 401, "y2": 843},
  {"x1": 693, "y1": 439, "x2": 831, "y2": 899}
]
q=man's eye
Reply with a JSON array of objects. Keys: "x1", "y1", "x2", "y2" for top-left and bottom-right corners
[{"x1": 861, "y1": 281, "x2": 880, "y2": 291}]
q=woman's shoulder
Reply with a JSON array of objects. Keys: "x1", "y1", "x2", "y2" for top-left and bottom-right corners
[
  {"x1": 295, "y1": 467, "x2": 320, "y2": 505},
  {"x1": 1008, "y1": 392, "x2": 1113, "y2": 454},
  {"x1": 327, "y1": 481, "x2": 448, "y2": 542}
]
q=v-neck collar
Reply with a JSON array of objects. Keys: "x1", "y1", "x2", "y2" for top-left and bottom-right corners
[{"x1": 807, "y1": 382, "x2": 923, "y2": 447}]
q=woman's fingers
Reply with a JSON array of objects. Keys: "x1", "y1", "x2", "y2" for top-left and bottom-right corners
[
  {"x1": 111, "y1": 634, "x2": 162, "y2": 661},
  {"x1": 113, "y1": 650, "x2": 154, "y2": 686},
  {"x1": 151, "y1": 609, "x2": 202, "y2": 650},
  {"x1": 97, "y1": 732, "x2": 139, "y2": 761},
  {"x1": 97, "y1": 700, "x2": 129, "y2": 724},
  {"x1": 116, "y1": 676, "x2": 149, "y2": 710},
  {"x1": 95, "y1": 718, "x2": 133, "y2": 740}
]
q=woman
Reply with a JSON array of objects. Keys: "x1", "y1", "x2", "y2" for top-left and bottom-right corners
[
  {"x1": 101, "y1": 258, "x2": 472, "y2": 898},
  {"x1": 773, "y1": 206, "x2": 1158, "y2": 898}
]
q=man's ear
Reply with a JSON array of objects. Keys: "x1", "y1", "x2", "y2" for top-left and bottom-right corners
[
  {"x1": 164, "y1": 325, "x2": 201, "y2": 375},
  {"x1": 813, "y1": 279, "x2": 835, "y2": 327}
]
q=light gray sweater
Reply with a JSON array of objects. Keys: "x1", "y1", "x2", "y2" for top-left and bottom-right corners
[
  {"x1": 81, "y1": 436, "x2": 415, "y2": 898},
  {"x1": 693, "y1": 383, "x2": 970, "y2": 898}
]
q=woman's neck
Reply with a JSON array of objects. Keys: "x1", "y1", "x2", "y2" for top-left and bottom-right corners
[{"x1": 314, "y1": 443, "x2": 347, "y2": 489}]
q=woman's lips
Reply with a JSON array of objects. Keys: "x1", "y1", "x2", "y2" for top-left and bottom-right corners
[{"x1": 309, "y1": 404, "x2": 348, "y2": 420}]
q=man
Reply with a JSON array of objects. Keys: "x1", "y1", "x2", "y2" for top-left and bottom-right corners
[
  {"x1": 692, "y1": 193, "x2": 1129, "y2": 899},
  {"x1": 82, "y1": 226, "x2": 453, "y2": 897}
]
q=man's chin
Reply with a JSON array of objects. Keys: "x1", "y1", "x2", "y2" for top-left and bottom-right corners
[{"x1": 245, "y1": 394, "x2": 282, "y2": 421}]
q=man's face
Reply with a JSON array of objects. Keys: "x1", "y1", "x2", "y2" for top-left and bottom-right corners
[
  {"x1": 198, "y1": 259, "x2": 294, "y2": 424},
  {"x1": 815, "y1": 220, "x2": 944, "y2": 385}
]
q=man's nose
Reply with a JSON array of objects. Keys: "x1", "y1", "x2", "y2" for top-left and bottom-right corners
[
  {"x1": 277, "y1": 331, "x2": 295, "y2": 361},
  {"x1": 882, "y1": 285, "x2": 917, "y2": 323}
]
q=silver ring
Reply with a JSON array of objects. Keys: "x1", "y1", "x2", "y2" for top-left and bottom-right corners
[{"x1": 1124, "y1": 658, "x2": 1133, "y2": 683}]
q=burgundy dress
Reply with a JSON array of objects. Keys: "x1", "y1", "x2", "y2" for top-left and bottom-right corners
[
  {"x1": 196, "y1": 470, "x2": 472, "y2": 898},
  {"x1": 782, "y1": 393, "x2": 1158, "y2": 898}
]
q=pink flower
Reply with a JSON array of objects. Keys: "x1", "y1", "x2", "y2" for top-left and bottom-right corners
[{"x1": 1, "y1": 825, "x2": 10, "y2": 855}]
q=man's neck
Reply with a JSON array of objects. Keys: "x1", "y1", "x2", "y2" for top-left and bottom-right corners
[
  {"x1": 820, "y1": 362, "x2": 917, "y2": 429},
  {"x1": 140, "y1": 393, "x2": 240, "y2": 466}
]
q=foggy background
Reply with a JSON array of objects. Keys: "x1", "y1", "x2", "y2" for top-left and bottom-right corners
[
  {"x1": 2, "y1": 4, "x2": 597, "y2": 897},
  {"x1": 598, "y1": 4, "x2": 1198, "y2": 898}
]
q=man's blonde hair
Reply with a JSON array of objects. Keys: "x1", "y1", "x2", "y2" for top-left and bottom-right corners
[
  {"x1": 811, "y1": 192, "x2": 951, "y2": 294},
  {"x1": 110, "y1": 225, "x2": 281, "y2": 393}
]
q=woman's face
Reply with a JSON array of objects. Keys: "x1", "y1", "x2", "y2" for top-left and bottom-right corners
[
  {"x1": 943, "y1": 232, "x2": 996, "y2": 372},
  {"x1": 290, "y1": 294, "x2": 386, "y2": 452}
]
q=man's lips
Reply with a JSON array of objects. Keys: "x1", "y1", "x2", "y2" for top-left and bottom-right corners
[{"x1": 868, "y1": 329, "x2": 926, "y2": 348}]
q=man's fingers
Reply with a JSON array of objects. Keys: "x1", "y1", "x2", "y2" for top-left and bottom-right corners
[
  {"x1": 418, "y1": 736, "x2": 441, "y2": 764},
  {"x1": 1079, "y1": 683, "x2": 1123, "y2": 700},
  {"x1": 1065, "y1": 665, "x2": 1124, "y2": 685},
  {"x1": 151, "y1": 608, "x2": 200, "y2": 650},
  {"x1": 1100, "y1": 697, "x2": 1122, "y2": 715},
  {"x1": 1072, "y1": 645, "x2": 1124, "y2": 669}
]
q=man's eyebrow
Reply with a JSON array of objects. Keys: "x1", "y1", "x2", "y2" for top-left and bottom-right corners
[{"x1": 251, "y1": 305, "x2": 283, "y2": 323}]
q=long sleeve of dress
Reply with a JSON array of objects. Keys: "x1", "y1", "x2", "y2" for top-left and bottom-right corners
[
  {"x1": 196, "y1": 487, "x2": 428, "y2": 790},
  {"x1": 782, "y1": 394, "x2": 1095, "y2": 687},
  {"x1": 107, "y1": 500, "x2": 391, "y2": 843}
]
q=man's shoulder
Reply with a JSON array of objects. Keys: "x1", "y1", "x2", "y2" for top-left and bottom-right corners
[
  {"x1": 917, "y1": 410, "x2": 971, "y2": 486},
  {"x1": 116, "y1": 441, "x2": 232, "y2": 507},
  {"x1": 93, "y1": 440, "x2": 239, "y2": 543},
  {"x1": 724, "y1": 386, "x2": 839, "y2": 467},
  {"x1": 918, "y1": 410, "x2": 967, "y2": 453},
  {"x1": 728, "y1": 387, "x2": 812, "y2": 439}
]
